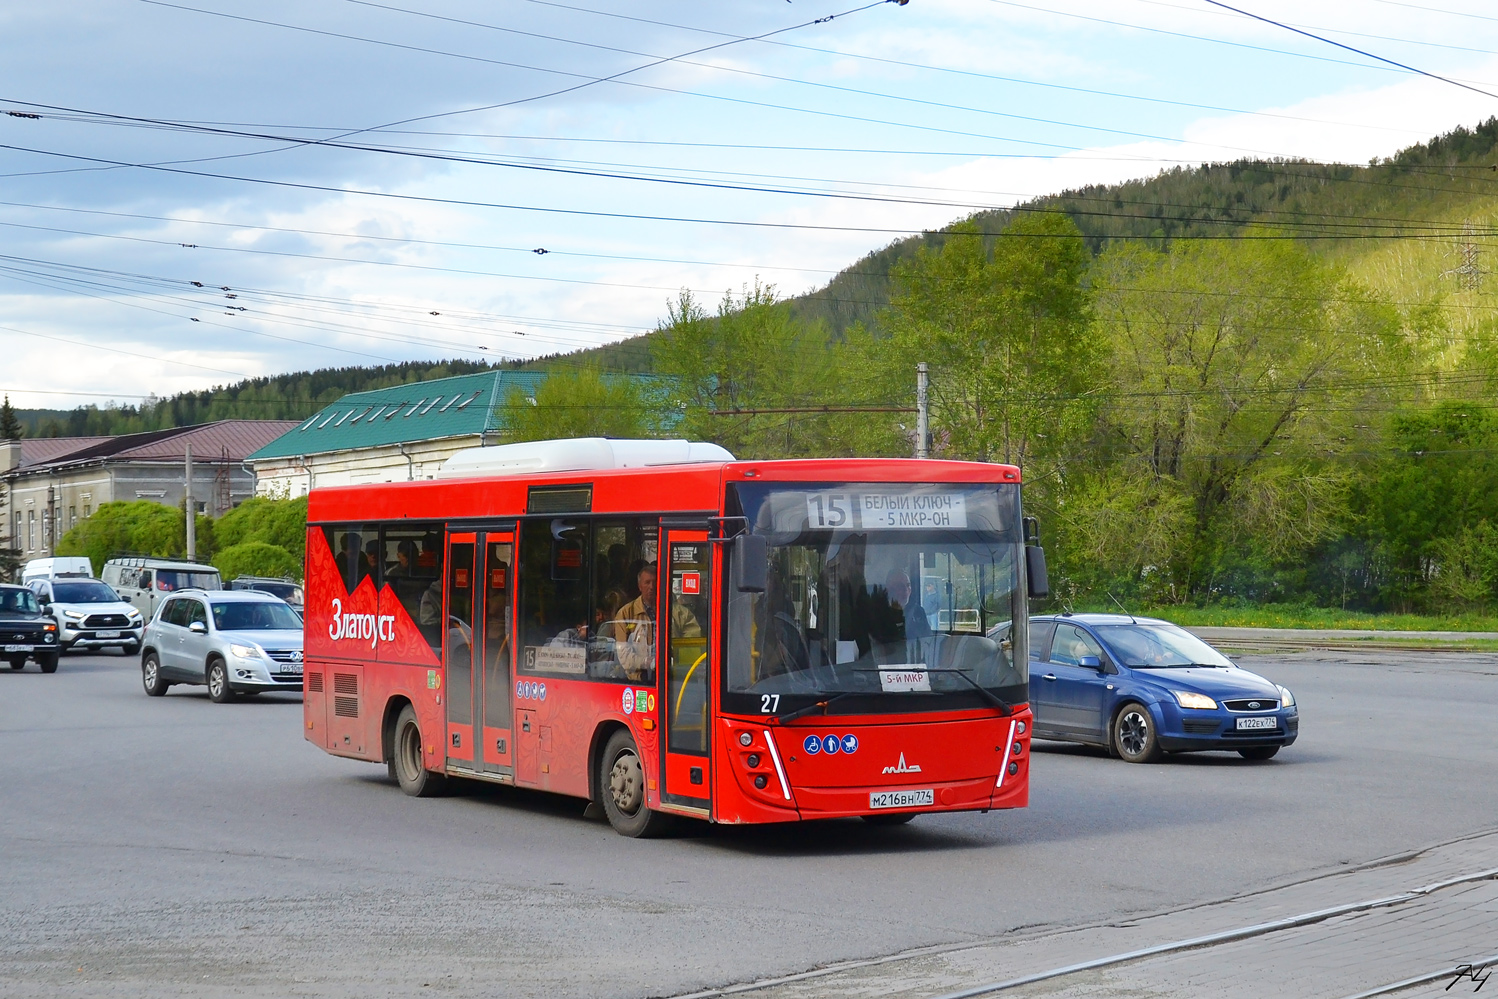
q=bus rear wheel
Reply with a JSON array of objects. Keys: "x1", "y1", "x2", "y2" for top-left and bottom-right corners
[
  {"x1": 598, "y1": 730, "x2": 673, "y2": 838},
  {"x1": 391, "y1": 705, "x2": 447, "y2": 798}
]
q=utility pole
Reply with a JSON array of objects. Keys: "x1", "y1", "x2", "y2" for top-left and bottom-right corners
[
  {"x1": 184, "y1": 443, "x2": 195, "y2": 560},
  {"x1": 915, "y1": 362, "x2": 930, "y2": 459}
]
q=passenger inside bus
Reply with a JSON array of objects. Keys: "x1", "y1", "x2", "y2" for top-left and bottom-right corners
[{"x1": 386, "y1": 540, "x2": 417, "y2": 578}]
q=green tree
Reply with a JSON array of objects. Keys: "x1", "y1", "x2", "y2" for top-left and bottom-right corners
[
  {"x1": 56, "y1": 501, "x2": 181, "y2": 571},
  {"x1": 55, "y1": 500, "x2": 215, "y2": 569},
  {"x1": 881, "y1": 213, "x2": 1102, "y2": 469},
  {"x1": 497, "y1": 367, "x2": 658, "y2": 443},
  {"x1": 214, "y1": 541, "x2": 303, "y2": 581},
  {"x1": 1090, "y1": 239, "x2": 1404, "y2": 600},
  {"x1": 652, "y1": 284, "x2": 904, "y2": 459},
  {"x1": 215, "y1": 497, "x2": 308, "y2": 561},
  {"x1": 0, "y1": 395, "x2": 21, "y2": 440}
]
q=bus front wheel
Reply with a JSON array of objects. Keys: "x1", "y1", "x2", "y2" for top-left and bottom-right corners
[
  {"x1": 598, "y1": 730, "x2": 673, "y2": 838},
  {"x1": 391, "y1": 705, "x2": 447, "y2": 798}
]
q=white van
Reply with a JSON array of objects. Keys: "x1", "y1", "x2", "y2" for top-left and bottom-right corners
[
  {"x1": 101, "y1": 558, "x2": 222, "y2": 621},
  {"x1": 21, "y1": 556, "x2": 95, "y2": 585}
]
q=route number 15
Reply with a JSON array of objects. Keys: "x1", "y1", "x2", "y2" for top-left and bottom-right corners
[{"x1": 806, "y1": 493, "x2": 852, "y2": 529}]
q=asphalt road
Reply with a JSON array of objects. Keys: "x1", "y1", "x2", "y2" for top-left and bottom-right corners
[{"x1": 2, "y1": 648, "x2": 1496, "y2": 998}]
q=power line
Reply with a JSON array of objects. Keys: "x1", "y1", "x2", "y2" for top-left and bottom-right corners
[
  {"x1": 332, "y1": 0, "x2": 1307, "y2": 155},
  {"x1": 504, "y1": 0, "x2": 1430, "y2": 139},
  {"x1": 6, "y1": 139, "x2": 1496, "y2": 241},
  {"x1": 1199, "y1": 0, "x2": 1498, "y2": 102},
  {"x1": 986, "y1": 0, "x2": 1498, "y2": 87}
]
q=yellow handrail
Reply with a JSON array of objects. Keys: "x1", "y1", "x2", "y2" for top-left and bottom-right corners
[{"x1": 674, "y1": 652, "x2": 708, "y2": 722}]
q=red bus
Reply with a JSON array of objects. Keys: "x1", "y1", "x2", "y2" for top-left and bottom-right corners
[{"x1": 303, "y1": 439, "x2": 1042, "y2": 837}]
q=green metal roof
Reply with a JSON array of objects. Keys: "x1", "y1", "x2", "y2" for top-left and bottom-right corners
[{"x1": 248, "y1": 370, "x2": 546, "y2": 461}]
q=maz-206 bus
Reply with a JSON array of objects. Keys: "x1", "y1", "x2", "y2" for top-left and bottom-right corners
[{"x1": 303, "y1": 438, "x2": 1045, "y2": 837}]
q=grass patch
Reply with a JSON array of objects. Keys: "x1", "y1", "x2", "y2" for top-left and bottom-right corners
[{"x1": 1065, "y1": 603, "x2": 1498, "y2": 633}]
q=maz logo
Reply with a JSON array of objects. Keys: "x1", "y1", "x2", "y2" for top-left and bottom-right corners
[{"x1": 882, "y1": 753, "x2": 922, "y2": 774}]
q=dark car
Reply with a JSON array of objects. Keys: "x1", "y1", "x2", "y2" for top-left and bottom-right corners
[
  {"x1": 229, "y1": 576, "x2": 303, "y2": 613},
  {"x1": 0, "y1": 584, "x2": 61, "y2": 672},
  {"x1": 1015, "y1": 613, "x2": 1298, "y2": 763}
]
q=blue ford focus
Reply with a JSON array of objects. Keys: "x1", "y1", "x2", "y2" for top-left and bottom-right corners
[{"x1": 1015, "y1": 613, "x2": 1298, "y2": 763}]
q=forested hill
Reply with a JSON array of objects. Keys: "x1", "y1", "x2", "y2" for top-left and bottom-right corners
[
  {"x1": 788, "y1": 117, "x2": 1498, "y2": 336},
  {"x1": 18, "y1": 118, "x2": 1498, "y2": 438},
  {"x1": 15, "y1": 358, "x2": 514, "y2": 437}
]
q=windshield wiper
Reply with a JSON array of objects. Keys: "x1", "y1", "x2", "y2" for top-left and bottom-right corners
[
  {"x1": 944, "y1": 669, "x2": 1012, "y2": 716},
  {"x1": 776, "y1": 691, "x2": 858, "y2": 724}
]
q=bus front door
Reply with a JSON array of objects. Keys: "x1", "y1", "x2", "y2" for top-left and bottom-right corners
[
  {"x1": 659, "y1": 532, "x2": 712, "y2": 813},
  {"x1": 444, "y1": 534, "x2": 478, "y2": 767}
]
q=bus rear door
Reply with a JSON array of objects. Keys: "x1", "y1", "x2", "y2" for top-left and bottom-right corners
[
  {"x1": 445, "y1": 529, "x2": 515, "y2": 779},
  {"x1": 444, "y1": 533, "x2": 478, "y2": 767},
  {"x1": 478, "y1": 531, "x2": 514, "y2": 779},
  {"x1": 659, "y1": 530, "x2": 712, "y2": 814}
]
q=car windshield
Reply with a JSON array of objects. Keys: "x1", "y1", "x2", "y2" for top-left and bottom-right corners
[
  {"x1": 726, "y1": 481, "x2": 1028, "y2": 715},
  {"x1": 158, "y1": 570, "x2": 220, "y2": 591},
  {"x1": 1096, "y1": 624, "x2": 1233, "y2": 668},
  {"x1": 211, "y1": 601, "x2": 302, "y2": 631},
  {"x1": 51, "y1": 581, "x2": 121, "y2": 603},
  {"x1": 0, "y1": 589, "x2": 41, "y2": 614}
]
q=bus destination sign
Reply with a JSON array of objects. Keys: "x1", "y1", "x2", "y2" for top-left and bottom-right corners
[{"x1": 805, "y1": 491, "x2": 968, "y2": 530}]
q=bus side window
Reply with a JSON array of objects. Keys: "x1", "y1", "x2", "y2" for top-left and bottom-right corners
[
  {"x1": 323, "y1": 524, "x2": 380, "y2": 594},
  {"x1": 518, "y1": 518, "x2": 590, "y2": 677},
  {"x1": 381, "y1": 523, "x2": 444, "y2": 653},
  {"x1": 589, "y1": 519, "x2": 658, "y2": 683}
]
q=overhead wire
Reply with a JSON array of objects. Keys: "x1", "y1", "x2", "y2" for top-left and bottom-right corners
[
  {"x1": 984, "y1": 0, "x2": 1498, "y2": 87},
  {"x1": 500, "y1": 0, "x2": 1430, "y2": 138},
  {"x1": 5, "y1": 138, "x2": 1498, "y2": 241},
  {"x1": 1198, "y1": 0, "x2": 1498, "y2": 101}
]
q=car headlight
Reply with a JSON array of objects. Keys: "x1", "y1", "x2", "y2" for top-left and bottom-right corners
[
  {"x1": 1172, "y1": 690, "x2": 1218, "y2": 710},
  {"x1": 229, "y1": 643, "x2": 263, "y2": 660},
  {"x1": 63, "y1": 610, "x2": 86, "y2": 621},
  {"x1": 1277, "y1": 685, "x2": 1295, "y2": 709}
]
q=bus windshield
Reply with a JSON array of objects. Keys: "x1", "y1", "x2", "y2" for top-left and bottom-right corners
[{"x1": 726, "y1": 482, "x2": 1028, "y2": 715}]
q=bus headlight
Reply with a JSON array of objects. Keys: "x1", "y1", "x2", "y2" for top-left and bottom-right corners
[{"x1": 1172, "y1": 690, "x2": 1217, "y2": 710}]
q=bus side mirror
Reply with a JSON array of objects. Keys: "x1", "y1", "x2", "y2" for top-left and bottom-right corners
[
  {"x1": 733, "y1": 534, "x2": 768, "y2": 593},
  {"x1": 1026, "y1": 545, "x2": 1049, "y2": 599}
]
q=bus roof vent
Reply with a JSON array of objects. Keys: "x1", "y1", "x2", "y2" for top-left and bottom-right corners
[{"x1": 437, "y1": 438, "x2": 735, "y2": 479}]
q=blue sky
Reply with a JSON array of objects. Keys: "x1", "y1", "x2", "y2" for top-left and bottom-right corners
[{"x1": 3, "y1": 0, "x2": 1497, "y2": 408}]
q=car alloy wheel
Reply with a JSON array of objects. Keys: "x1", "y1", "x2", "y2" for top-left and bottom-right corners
[{"x1": 1113, "y1": 703, "x2": 1163, "y2": 763}]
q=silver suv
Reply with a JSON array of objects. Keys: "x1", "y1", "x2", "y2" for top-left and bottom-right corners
[{"x1": 140, "y1": 589, "x2": 303, "y2": 702}]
